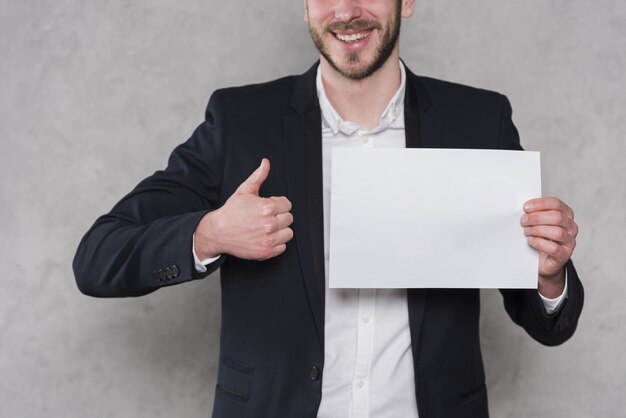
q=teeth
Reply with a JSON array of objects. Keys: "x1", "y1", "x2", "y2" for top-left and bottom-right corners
[{"x1": 335, "y1": 31, "x2": 369, "y2": 42}]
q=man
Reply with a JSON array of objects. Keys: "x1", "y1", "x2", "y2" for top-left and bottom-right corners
[{"x1": 74, "y1": 0, "x2": 584, "y2": 417}]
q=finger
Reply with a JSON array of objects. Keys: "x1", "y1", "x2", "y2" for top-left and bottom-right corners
[
  {"x1": 523, "y1": 225, "x2": 572, "y2": 245},
  {"x1": 260, "y1": 212, "x2": 293, "y2": 234},
  {"x1": 571, "y1": 220, "x2": 579, "y2": 239},
  {"x1": 260, "y1": 243, "x2": 287, "y2": 260},
  {"x1": 261, "y1": 196, "x2": 292, "y2": 216},
  {"x1": 524, "y1": 197, "x2": 574, "y2": 219},
  {"x1": 524, "y1": 214, "x2": 578, "y2": 240},
  {"x1": 236, "y1": 158, "x2": 270, "y2": 195},
  {"x1": 272, "y1": 227, "x2": 294, "y2": 246},
  {"x1": 274, "y1": 212, "x2": 294, "y2": 230},
  {"x1": 527, "y1": 236, "x2": 572, "y2": 262},
  {"x1": 258, "y1": 229, "x2": 292, "y2": 260},
  {"x1": 521, "y1": 210, "x2": 574, "y2": 228}
]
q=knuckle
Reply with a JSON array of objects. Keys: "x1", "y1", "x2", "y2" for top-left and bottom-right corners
[
  {"x1": 267, "y1": 243, "x2": 286, "y2": 258},
  {"x1": 263, "y1": 220, "x2": 276, "y2": 233},
  {"x1": 554, "y1": 211, "x2": 564, "y2": 224},
  {"x1": 562, "y1": 217, "x2": 572, "y2": 230},
  {"x1": 256, "y1": 248, "x2": 271, "y2": 260},
  {"x1": 548, "y1": 241, "x2": 560, "y2": 255},
  {"x1": 537, "y1": 238, "x2": 551, "y2": 252},
  {"x1": 261, "y1": 204, "x2": 273, "y2": 216},
  {"x1": 261, "y1": 236, "x2": 274, "y2": 248},
  {"x1": 556, "y1": 245, "x2": 568, "y2": 259}
]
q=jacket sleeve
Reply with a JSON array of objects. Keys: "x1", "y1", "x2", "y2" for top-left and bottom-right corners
[
  {"x1": 496, "y1": 94, "x2": 584, "y2": 346},
  {"x1": 73, "y1": 92, "x2": 228, "y2": 297}
]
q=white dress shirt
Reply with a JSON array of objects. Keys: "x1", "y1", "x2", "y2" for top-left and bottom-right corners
[
  {"x1": 316, "y1": 63, "x2": 418, "y2": 418},
  {"x1": 193, "y1": 62, "x2": 568, "y2": 418}
]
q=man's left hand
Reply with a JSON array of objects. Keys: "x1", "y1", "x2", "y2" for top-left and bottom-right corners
[{"x1": 521, "y1": 197, "x2": 578, "y2": 298}]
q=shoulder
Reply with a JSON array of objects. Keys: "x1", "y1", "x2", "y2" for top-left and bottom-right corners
[
  {"x1": 404, "y1": 69, "x2": 518, "y2": 148},
  {"x1": 207, "y1": 74, "x2": 300, "y2": 115},
  {"x1": 203, "y1": 64, "x2": 319, "y2": 124},
  {"x1": 405, "y1": 68, "x2": 509, "y2": 113},
  {"x1": 419, "y1": 76, "x2": 503, "y2": 100}
]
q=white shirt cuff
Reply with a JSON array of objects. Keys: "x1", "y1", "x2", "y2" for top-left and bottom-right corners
[
  {"x1": 192, "y1": 233, "x2": 221, "y2": 273},
  {"x1": 538, "y1": 270, "x2": 568, "y2": 314}
]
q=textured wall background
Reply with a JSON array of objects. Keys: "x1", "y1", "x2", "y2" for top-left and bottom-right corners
[{"x1": 1, "y1": 0, "x2": 624, "y2": 417}]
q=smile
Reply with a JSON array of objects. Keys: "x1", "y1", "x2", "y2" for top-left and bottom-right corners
[{"x1": 333, "y1": 30, "x2": 371, "y2": 43}]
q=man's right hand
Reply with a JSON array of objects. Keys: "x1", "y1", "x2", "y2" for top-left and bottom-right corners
[{"x1": 194, "y1": 158, "x2": 294, "y2": 261}]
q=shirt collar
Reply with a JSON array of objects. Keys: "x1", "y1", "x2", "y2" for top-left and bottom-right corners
[{"x1": 316, "y1": 61, "x2": 406, "y2": 135}]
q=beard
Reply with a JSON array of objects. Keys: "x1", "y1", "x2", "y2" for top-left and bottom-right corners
[{"x1": 307, "y1": 2, "x2": 402, "y2": 80}]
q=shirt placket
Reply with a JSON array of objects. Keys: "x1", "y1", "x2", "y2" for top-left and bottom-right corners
[{"x1": 350, "y1": 288, "x2": 376, "y2": 418}]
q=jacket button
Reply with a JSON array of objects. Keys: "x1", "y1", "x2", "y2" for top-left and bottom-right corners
[
  {"x1": 158, "y1": 270, "x2": 167, "y2": 281},
  {"x1": 166, "y1": 267, "x2": 174, "y2": 279},
  {"x1": 172, "y1": 265, "x2": 180, "y2": 277},
  {"x1": 310, "y1": 365, "x2": 320, "y2": 381}
]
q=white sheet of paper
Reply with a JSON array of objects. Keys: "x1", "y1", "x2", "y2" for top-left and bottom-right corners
[{"x1": 329, "y1": 148, "x2": 541, "y2": 289}]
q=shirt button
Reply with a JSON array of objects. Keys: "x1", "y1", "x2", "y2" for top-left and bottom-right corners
[
  {"x1": 356, "y1": 380, "x2": 364, "y2": 389},
  {"x1": 310, "y1": 365, "x2": 320, "y2": 381},
  {"x1": 361, "y1": 316, "x2": 370, "y2": 324},
  {"x1": 361, "y1": 135, "x2": 369, "y2": 144}
]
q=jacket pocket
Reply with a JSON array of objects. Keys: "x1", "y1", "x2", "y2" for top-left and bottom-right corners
[
  {"x1": 457, "y1": 384, "x2": 489, "y2": 418},
  {"x1": 216, "y1": 383, "x2": 250, "y2": 402},
  {"x1": 459, "y1": 383, "x2": 486, "y2": 403},
  {"x1": 224, "y1": 356, "x2": 255, "y2": 375},
  {"x1": 215, "y1": 356, "x2": 255, "y2": 403}
]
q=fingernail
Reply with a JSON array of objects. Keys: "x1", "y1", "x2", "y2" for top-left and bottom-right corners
[
  {"x1": 524, "y1": 202, "x2": 533, "y2": 211},
  {"x1": 521, "y1": 215, "x2": 528, "y2": 224}
]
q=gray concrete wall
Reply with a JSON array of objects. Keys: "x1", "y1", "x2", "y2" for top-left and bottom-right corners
[{"x1": 1, "y1": 1, "x2": 623, "y2": 416}]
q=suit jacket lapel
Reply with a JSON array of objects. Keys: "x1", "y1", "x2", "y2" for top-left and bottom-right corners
[
  {"x1": 404, "y1": 64, "x2": 436, "y2": 147},
  {"x1": 403, "y1": 67, "x2": 436, "y2": 383},
  {"x1": 404, "y1": 67, "x2": 422, "y2": 149},
  {"x1": 283, "y1": 63, "x2": 325, "y2": 350}
]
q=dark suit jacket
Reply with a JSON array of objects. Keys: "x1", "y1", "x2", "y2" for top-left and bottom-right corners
[{"x1": 73, "y1": 63, "x2": 584, "y2": 418}]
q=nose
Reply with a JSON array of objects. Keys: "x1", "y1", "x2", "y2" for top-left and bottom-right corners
[{"x1": 334, "y1": 0, "x2": 362, "y2": 22}]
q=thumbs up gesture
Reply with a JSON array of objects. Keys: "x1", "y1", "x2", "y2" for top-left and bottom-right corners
[{"x1": 194, "y1": 159, "x2": 294, "y2": 261}]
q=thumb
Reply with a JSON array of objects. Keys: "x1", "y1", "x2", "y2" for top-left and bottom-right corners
[{"x1": 236, "y1": 158, "x2": 270, "y2": 195}]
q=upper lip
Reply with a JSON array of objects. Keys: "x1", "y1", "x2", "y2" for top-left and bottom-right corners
[{"x1": 328, "y1": 20, "x2": 380, "y2": 34}]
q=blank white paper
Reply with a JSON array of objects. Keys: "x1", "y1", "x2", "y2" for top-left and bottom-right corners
[{"x1": 328, "y1": 148, "x2": 541, "y2": 289}]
